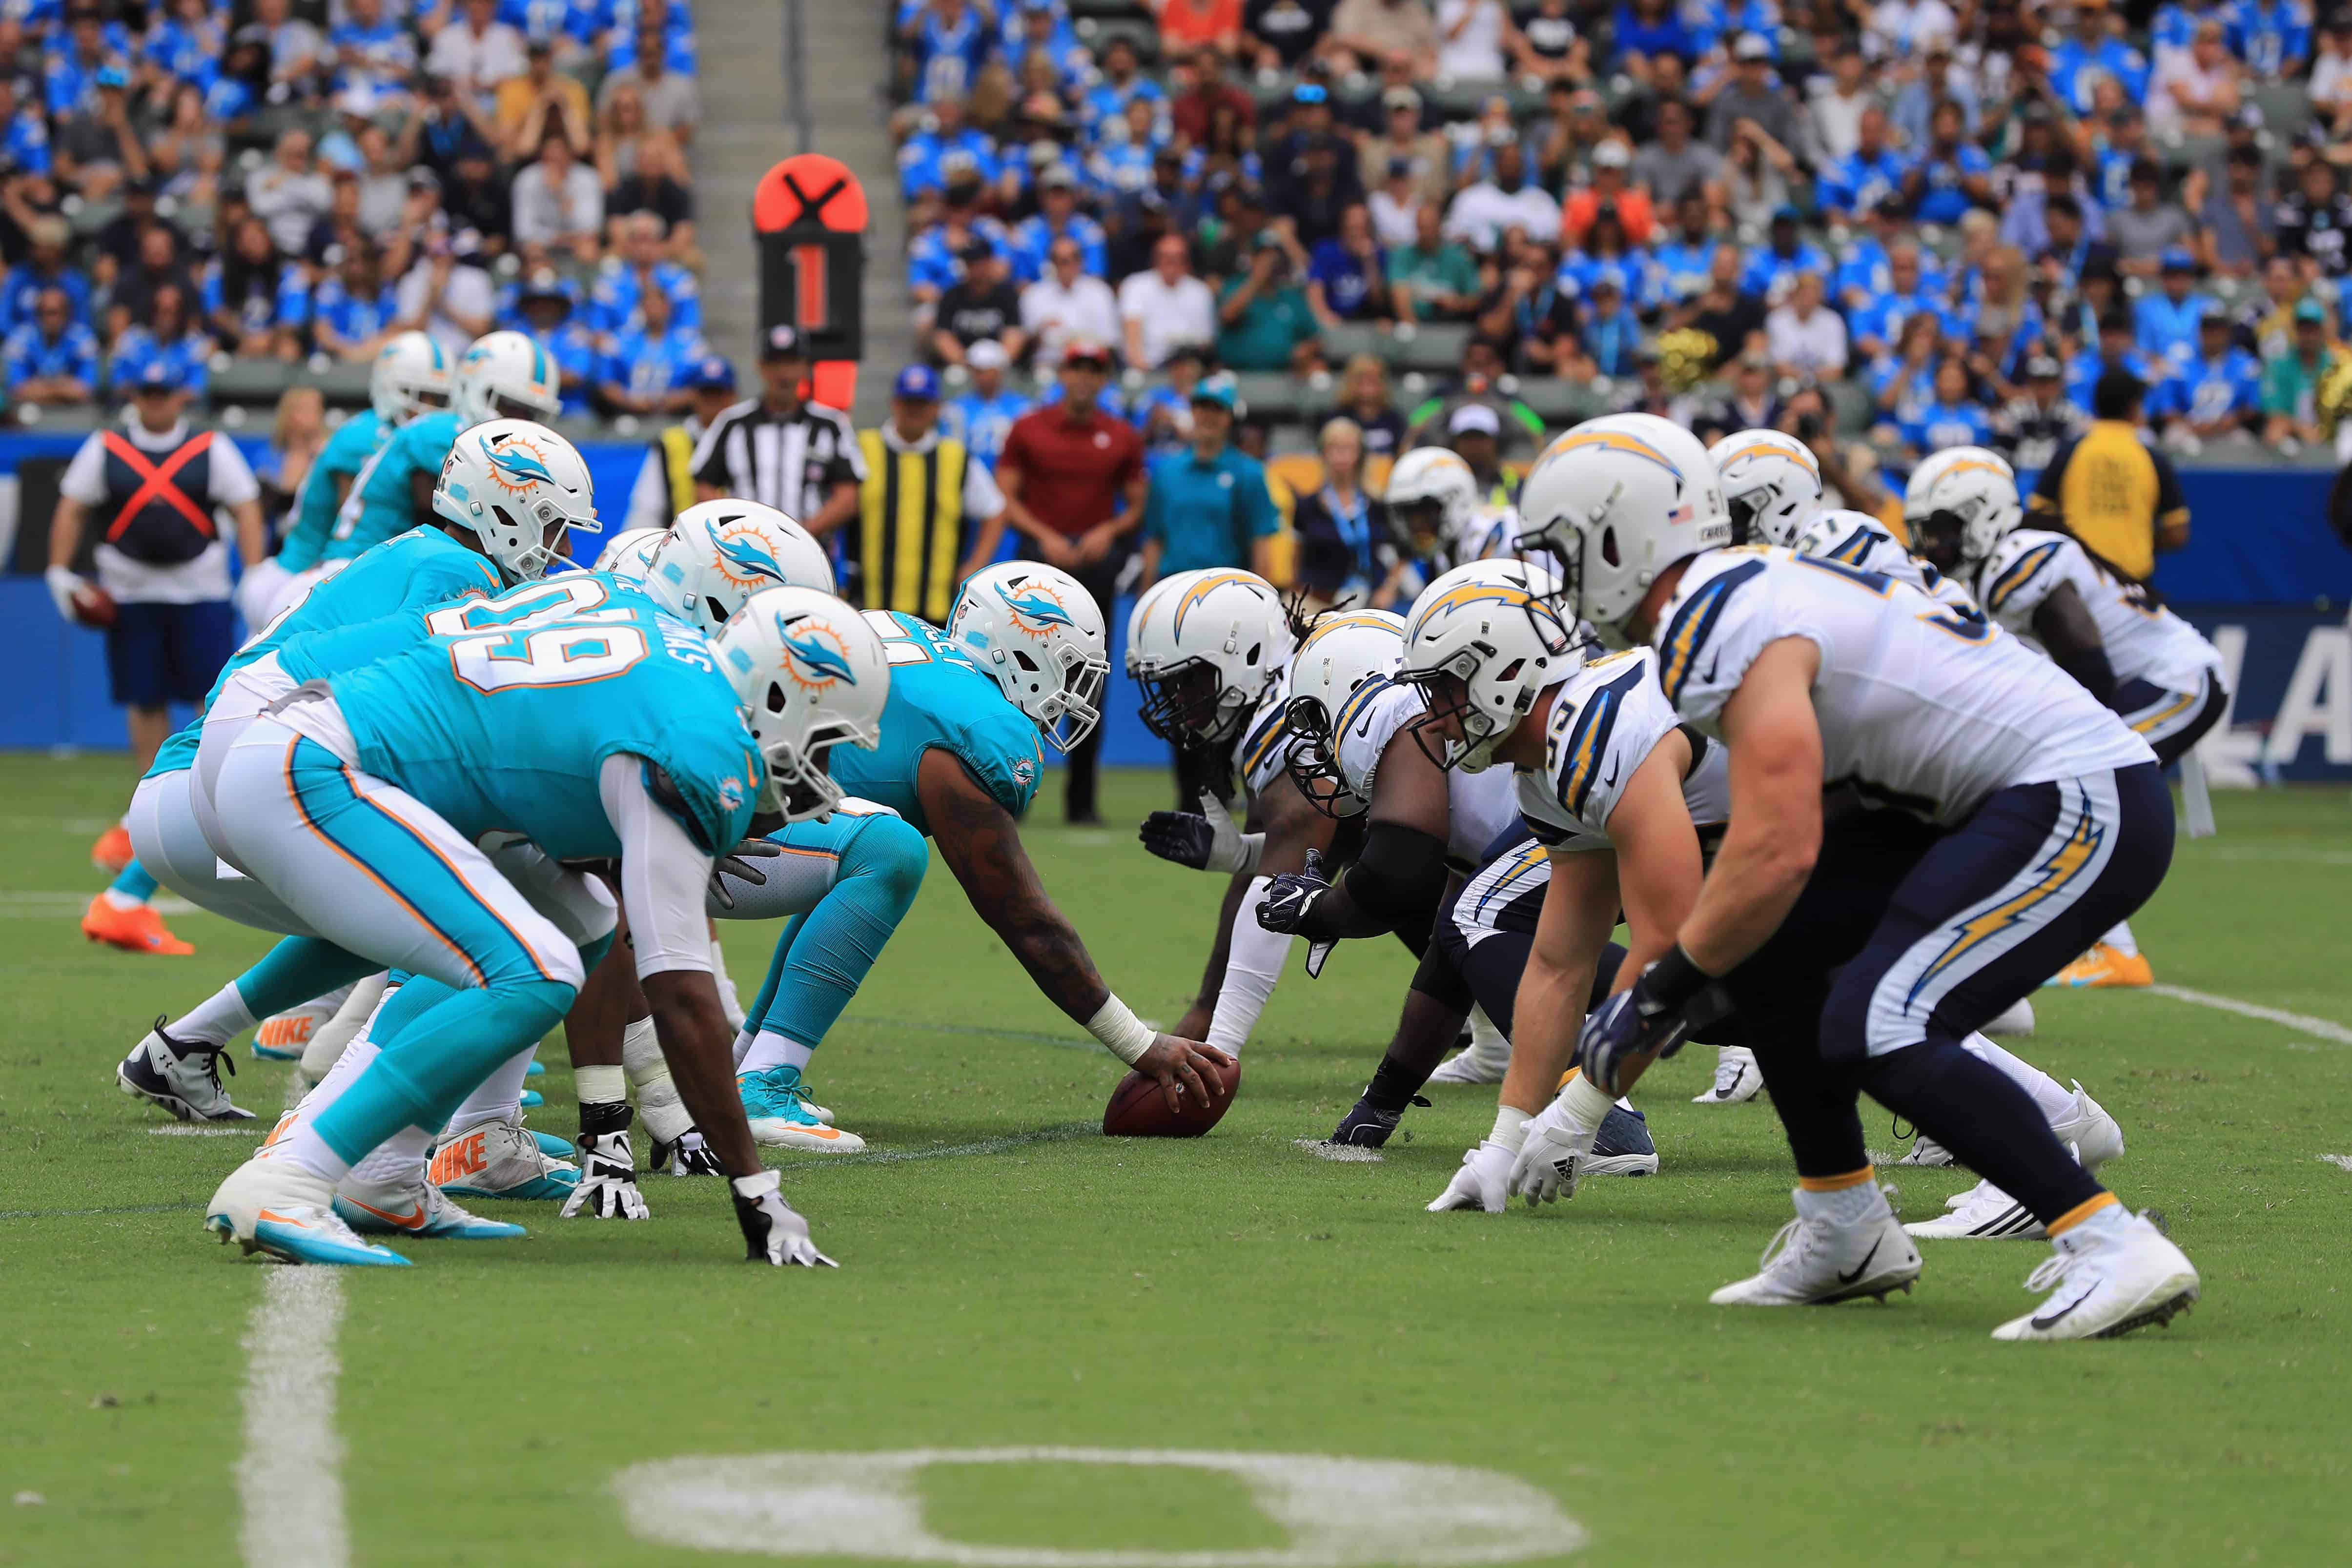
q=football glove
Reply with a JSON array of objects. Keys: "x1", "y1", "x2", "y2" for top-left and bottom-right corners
[
  {"x1": 730, "y1": 1169, "x2": 836, "y2": 1267},
  {"x1": 1576, "y1": 979, "x2": 1693, "y2": 1099},
  {"x1": 708, "y1": 837, "x2": 783, "y2": 911},
  {"x1": 1326, "y1": 1089, "x2": 1428, "y2": 1148},
  {"x1": 1507, "y1": 1106, "x2": 1595, "y2": 1205},
  {"x1": 560, "y1": 1128, "x2": 651, "y2": 1220},
  {"x1": 1256, "y1": 847, "x2": 1332, "y2": 935},
  {"x1": 1139, "y1": 792, "x2": 1256, "y2": 874},
  {"x1": 650, "y1": 1127, "x2": 725, "y2": 1175},
  {"x1": 1426, "y1": 1139, "x2": 1514, "y2": 1213}
]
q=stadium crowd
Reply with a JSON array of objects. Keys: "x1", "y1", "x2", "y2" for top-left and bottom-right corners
[
  {"x1": 886, "y1": 0, "x2": 2352, "y2": 509},
  {"x1": 1, "y1": 0, "x2": 709, "y2": 424}
]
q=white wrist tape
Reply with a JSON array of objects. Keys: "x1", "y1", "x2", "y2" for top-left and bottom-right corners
[
  {"x1": 730, "y1": 1168, "x2": 780, "y2": 1201},
  {"x1": 575, "y1": 1064, "x2": 626, "y2": 1104},
  {"x1": 621, "y1": 1015, "x2": 694, "y2": 1142},
  {"x1": 1085, "y1": 994, "x2": 1157, "y2": 1065},
  {"x1": 1236, "y1": 831, "x2": 1265, "y2": 875}
]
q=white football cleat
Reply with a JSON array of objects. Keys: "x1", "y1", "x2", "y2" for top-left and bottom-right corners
[
  {"x1": 1711, "y1": 1192, "x2": 1920, "y2": 1306},
  {"x1": 740, "y1": 1066, "x2": 862, "y2": 1151},
  {"x1": 334, "y1": 1176, "x2": 526, "y2": 1240},
  {"x1": 1897, "y1": 1132, "x2": 1956, "y2": 1167},
  {"x1": 1991, "y1": 1207, "x2": 2199, "y2": 1341},
  {"x1": 1984, "y1": 997, "x2": 2035, "y2": 1036},
  {"x1": 1692, "y1": 1045, "x2": 1762, "y2": 1104},
  {"x1": 118, "y1": 1018, "x2": 256, "y2": 1122},
  {"x1": 2048, "y1": 1083, "x2": 2125, "y2": 1173},
  {"x1": 428, "y1": 1114, "x2": 580, "y2": 1201},
  {"x1": 1905, "y1": 1178, "x2": 2045, "y2": 1240},
  {"x1": 1427, "y1": 1140, "x2": 1514, "y2": 1212},
  {"x1": 1429, "y1": 1008, "x2": 1511, "y2": 1085},
  {"x1": 205, "y1": 1160, "x2": 409, "y2": 1266}
]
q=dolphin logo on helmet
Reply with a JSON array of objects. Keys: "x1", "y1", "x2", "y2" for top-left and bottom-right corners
[
  {"x1": 483, "y1": 435, "x2": 559, "y2": 488},
  {"x1": 997, "y1": 581, "x2": 1077, "y2": 632},
  {"x1": 713, "y1": 530, "x2": 787, "y2": 587},
  {"x1": 777, "y1": 614, "x2": 858, "y2": 688}
]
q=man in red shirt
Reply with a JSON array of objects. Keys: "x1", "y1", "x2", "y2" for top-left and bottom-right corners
[
  {"x1": 994, "y1": 341, "x2": 1147, "y2": 825},
  {"x1": 1169, "y1": 45, "x2": 1257, "y2": 148}
]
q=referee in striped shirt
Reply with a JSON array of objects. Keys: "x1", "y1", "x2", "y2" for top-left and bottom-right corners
[{"x1": 691, "y1": 325, "x2": 863, "y2": 536}]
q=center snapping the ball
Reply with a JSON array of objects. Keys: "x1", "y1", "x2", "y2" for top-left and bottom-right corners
[{"x1": 1101, "y1": 1057, "x2": 1241, "y2": 1138}]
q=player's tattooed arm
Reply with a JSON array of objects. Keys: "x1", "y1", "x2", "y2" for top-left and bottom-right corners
[{"x1": 921, "y1": 748, "x2": 1108, "y2": 1021}]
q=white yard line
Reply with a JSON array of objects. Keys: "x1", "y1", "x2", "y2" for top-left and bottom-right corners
[
  {"x1": 149, "y1": 1125, "x2": 260, "y2": 1137},
  {"x1": 2148, "y1": 984, "x2": 2352, "y2": 1047},
  {"x1": 799, "y1": 1123, "x2": 1097, "y2": 1169},
  {"x1": 235, "y1": 1269, "x2": 349, "y2": 1568}
]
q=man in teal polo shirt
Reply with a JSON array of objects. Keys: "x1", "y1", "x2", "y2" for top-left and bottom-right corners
[
  {"x1": 1137, "y1": 374, "x2": 1279, "y2": 591},
  {"x1": 1215, "y1": 235, "x2": 1320, "y2": 372}
]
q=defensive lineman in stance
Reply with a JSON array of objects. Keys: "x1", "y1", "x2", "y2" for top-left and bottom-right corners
[{"x1": 1502, "y1": 412, "x2": 2197, "y2": 1339}]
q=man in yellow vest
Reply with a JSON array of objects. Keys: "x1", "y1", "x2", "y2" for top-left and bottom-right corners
[
  {"x1": 2026, "y1": 369, "x2": 2189, "y2": 580},
  {"x1": 622, "y1": 354, "x2": 742, "y2": 531},
  {"x1": 853, "y1": 364, "x2": 1011, "y2": 623}
]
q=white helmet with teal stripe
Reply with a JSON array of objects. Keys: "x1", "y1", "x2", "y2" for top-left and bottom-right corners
[
  {"x1": 644, "y1": 500, "x2": 834, "y2": 636},
  {"x1": 453, "y1": 329, "x2": 563, "y2": 428},
  {"x1": 432, "y1": 418, "x2": 599, "y2": 584},
  {"x1": 370, "y1": 330, "x2": 451, "y2": 425},
  {"x1": 715, "y1": 586, "x2": 891, "y2": 823},
  {"x1": 948, "y1": 562, "x2": 1110, "y2": 753}
]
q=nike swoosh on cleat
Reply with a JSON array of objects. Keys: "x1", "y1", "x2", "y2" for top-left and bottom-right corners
[
  {"x1": 1836, "y1": 1238, "x2": 1884, "y2": 1285},
  {"x1": 342, "y1": 1196, "x2": 429, "y2": 1230},
  {"x1": 2031, "y1": 1282, "x2": 2101, "y2": 1330}
]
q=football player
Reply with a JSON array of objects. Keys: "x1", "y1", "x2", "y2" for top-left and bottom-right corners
[
  {"x1": 1259, "y1": 565, "x2": 1656, "y2": 1171},
  {"x1": 1708, "y1": 427, "x2": 1821, "y2": 548},
  {"x1": 1908, "y1": 448, "x2": 2228, "y2": 991},
  {"x1": 200, "y1": 569, "x2": 882, "y2": 1268},
  {"x1": 1507, "y1": 412, "x2": 2198, "y2": 1340}
]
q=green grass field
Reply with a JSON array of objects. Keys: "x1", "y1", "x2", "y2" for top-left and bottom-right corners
[{"x1": 3, "y1": 754, "x2": 2350, "y2": 1567}]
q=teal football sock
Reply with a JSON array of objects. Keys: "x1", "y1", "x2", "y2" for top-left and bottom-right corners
[
  {"x1": 310, "y1": 978, "x2": 575, "y2": 1165},
  {"x1": 753, "y1": 815, "x2": 926, "y2": 1052},
  {"x1": 230, "y1": 936, "x2": 382, "y2": 1020},
  {"x1": 107, "y1": 859, "x2": 159, "y2": 904}
]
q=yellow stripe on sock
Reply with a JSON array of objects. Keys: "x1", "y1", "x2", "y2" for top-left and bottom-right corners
[
  {"x1": 2046, "y1": 1191, "x2": 2119, "y2": 1236},
  {"x1": 1799, "y1": 1165, "x2": 1878, "y2": 1193}
]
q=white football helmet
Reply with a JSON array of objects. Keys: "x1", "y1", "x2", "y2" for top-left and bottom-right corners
[
  {"x1": 593, "y1": 526, "x2": 668, "y2": 577},
  {"x1": 369, "y1": 330, "x2": 451, "y2": 425},
  {"x1": 643, "y1": 501, "x2": 833, "y2": 637},
  {"x1": 1905, "y1": 445, "x2": 2022, "y2": 570},
  {"x1": 1126, "y1": 568, "x2": 1293, "y2": 746},
  {"x1": 716, "y1": 586, "x2": 890, "y2": 823},
  {"x1": 1708, "y1": 428, "x2": 1821, "y2": 547},
  {"x1": 431, "y1": 418, "x2": 599, "y2": 584},
  {"x1": 1516, "y1": 413, "x2": 1731, "y2": 648},
  {"x1": 1396, "y1": 558, "x2": 1573, "y2": 772},
  {"x1": 1385, "y1": 446, "x2": 1482, "y2": 558},
  {"x1": 1790, "y1": 507, "x2": 1885, "y2": 561},
  {"x1": 1281, "y1": 608, "x2": 1405, "y2": 816},
  {"x1": 948, "y1": 562, "x2": 1110, "y2": 753},
  {"x1": 453, "y1": 330, "x2": 564, "y2": 428}
]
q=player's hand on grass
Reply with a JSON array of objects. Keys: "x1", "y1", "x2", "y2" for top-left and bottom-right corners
[
  {"x1": 1139, "y1": 792, "x2": 1251, "y2": 874},
  {"x1": 1426, "y1": 1139, "x2": 1514, "y2": 1213},
  {"x1": 1508, "y1": 1104, "x2": 1594, "y2": 1206},
  {"x1": 1131, "y1": 1034, "x2": 1234, "y2": 1115},
  {"x1": 1255, "y1": 848, "x2": 1331, "y2": 933},
  {"x1": 651, "y1": 1127, "x2": 725, "y2": 1176},
  {"x1": 561, "y1": 1130, "x2": 651, "y2": 1220},
  {"x1": 708, "y1": 837, "x2": 782, "y2": 911},
  {"x1": 730, "y1": 1169, "x2": 836, "y2": 1267}
]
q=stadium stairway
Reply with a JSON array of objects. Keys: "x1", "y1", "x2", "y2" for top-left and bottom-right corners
[{"x1": 698, "y1": 0, "x2": 916, "y2": 424}]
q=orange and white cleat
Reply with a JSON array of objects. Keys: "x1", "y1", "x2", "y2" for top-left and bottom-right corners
[
  {"x1": 81, "y1": 893, "x2": 193, "y2": 956},
  {"x1": 2045, "y1": 943, "x2": 2153, "y2": 990},
  {"x1": 89, "y1": 822, "x2": 133, "y2": 874}
]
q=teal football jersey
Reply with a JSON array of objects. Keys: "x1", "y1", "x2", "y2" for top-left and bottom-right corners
[
  {"x1": 276, "y1": 411, "x2": 388, "y2": 572},
  {"x1": 331, "y1": 408, "x2": 460, "y2": 562},
  {"x1": 830, "y1": 610, "x2": 1043, "y2": 835},
  {"x1": 278, "y1": 567, "x2": 616, "y2": 688},
  {"x1": 144, "y1": 528, "x2": 504, "y2": 780},
  {"x1": 331, "y1": 581, "x2": 760, "y2": 860}
]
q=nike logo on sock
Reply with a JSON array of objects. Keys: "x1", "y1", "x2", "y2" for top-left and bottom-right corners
[{"x1": 1836, "y1": 1238, "x2": 1883, "y2": 1285}]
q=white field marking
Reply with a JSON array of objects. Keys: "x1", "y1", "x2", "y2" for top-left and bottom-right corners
[
  {"x1": 2147, "y1": 985, "x2": 2352, "y2": 1046},
  {"x1": 2320, "y1": 1155, "x2": 2352, "y2": 1173},
  {"x1": 235, "y1": 1269, "x2": 348, "y2": 1568},
  {"x1": 0, "y1": 815, "x2": 116, "y2": 834},
  {"x1": 1293, "y1": 1140, "x2": 1381, "y2": 1163},
  {"x1": 0, "y1": 891, "x2": 198, "y2": 916},
  {"x1": 149, "y1": 1125, "x2": 259, "y2": 1137},
  {"x1": 795, "y1": 1123, "x2": 1097, "y2": 1169},
  {"x1": 613, "y1": 1447, "x2": 1585, "y2": 1566}
]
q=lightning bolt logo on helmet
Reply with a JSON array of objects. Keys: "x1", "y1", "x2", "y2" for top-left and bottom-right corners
[
  {"x1": 994, "y1": 577, "x2": 1077, "y2": 638},
  {"x1": 777, "y1": 611, "x2": 858, "y2": 692}
]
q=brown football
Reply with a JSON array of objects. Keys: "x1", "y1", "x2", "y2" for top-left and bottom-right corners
[
  {"x1": 1101, "y1": 1056, "x2": 1241, "y2": 1138},
  {"x1": 71, "y1": 582, "x2": 117, "y2": 630}
]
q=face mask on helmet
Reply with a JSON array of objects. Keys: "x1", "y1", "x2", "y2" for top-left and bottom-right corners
[
  {"x1": 1136, "y1": 659, "x2": 1230, "y2": 744},
  {"x1": 1279, "y1": 695, "x2": 1368, "y2": 818},
  {"x1": 1910, "y1": 507, "x2": 1968, "y2": 571}
]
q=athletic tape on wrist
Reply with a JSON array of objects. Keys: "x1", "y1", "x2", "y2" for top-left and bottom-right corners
[
  {"x1": 575, "y1": 1064, "x2": 626, "y2": 1104},
  {"x1": 621, "y1": 1016, "x2": 695, "y2": 1142},
  {"x1": 1086, "y1": 994, "x2": 1156, "y2": 1065},
  {"x1": 730, "y1": 1168, "x2": 780, "y2": 1201}
]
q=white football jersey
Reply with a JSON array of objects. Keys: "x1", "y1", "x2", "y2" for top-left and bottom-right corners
[
  {"x1": 1333, "y1": 676, "x2": 1521, "y2": 866},
  {"x1": 1228, "y1": 666, "x2": 1294, "y2": 798},
  {"x1": 1793, "y1": 510, "x2": 1978, "y2": 615},
  {"x1": 1514, "y1": 648, "x2": 1731, "y2": 852},
  {"x1": 1974, "y1": 528, "x2": 2223, "y2": 694},
  {"x1": 1654, "y1": 549, "x2": 2154, "y2": 825}
]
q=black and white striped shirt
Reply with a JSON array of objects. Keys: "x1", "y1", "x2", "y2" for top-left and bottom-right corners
[{"x1": 688, "y1": 396, "x2": 865, "y2": 518}]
